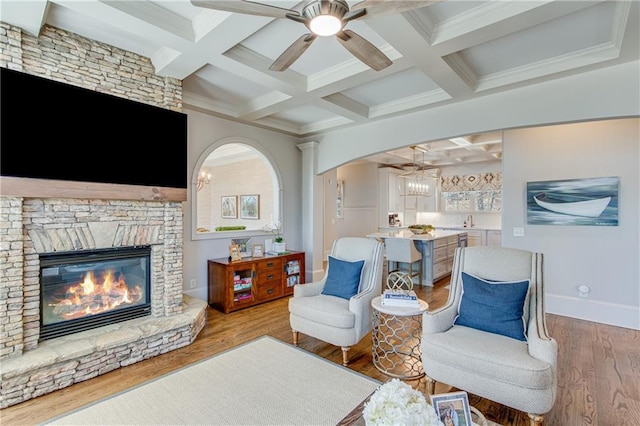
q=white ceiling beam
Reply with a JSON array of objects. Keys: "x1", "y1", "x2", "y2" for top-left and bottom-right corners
[{"x1": 1, "y1": 0, "x2": 48, "y2": 36}]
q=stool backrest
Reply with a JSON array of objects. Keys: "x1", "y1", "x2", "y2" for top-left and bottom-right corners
[{"x1": 385, "y1": 238, "x2": 422, "y2": 263}]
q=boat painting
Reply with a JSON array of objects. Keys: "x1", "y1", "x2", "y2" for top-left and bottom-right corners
[
  {"x1": 533, "y1": 193, "x2": 611, "y2": 217},
  {"x1": 527, "y1": 177, "x2": 618, "y2": 226}
]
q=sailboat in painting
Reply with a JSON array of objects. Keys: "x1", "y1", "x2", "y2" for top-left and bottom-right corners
[{"x1": 533, "y1": 193, "x2": 611, "y2": 218}]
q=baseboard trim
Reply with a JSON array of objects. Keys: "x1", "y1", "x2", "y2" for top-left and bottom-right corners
[{"x1": 546, "y1": 293, "x2": 640, "y2": 330}]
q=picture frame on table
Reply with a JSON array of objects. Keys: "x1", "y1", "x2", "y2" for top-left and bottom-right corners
[
  {"x1": 252, "y1": 243, "x2": 264, "y2": 258},
  {"x1": 221, "y1": 196, "x2": 237, "y2": 219},
  {"x1": 229, "y1": 243, "x2": 242, "y2": 262},
  {"x1": 240, "y1": 195, "x2": 260, "y2": 219},
  {"x1": 430, "y1": 391, "x2": 473, "y2": 426}
]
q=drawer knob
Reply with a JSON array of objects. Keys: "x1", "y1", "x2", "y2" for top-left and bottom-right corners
[
  {"x1": 267, "y1": 288, "x2": 274, "y2": 294},
  {"x1": 267, "y1": 274, "x2": 274, "y2": 280}
]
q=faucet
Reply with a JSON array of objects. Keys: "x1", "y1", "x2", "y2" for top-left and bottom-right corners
[{"x1": 467, "y1": 214, "x2": 474, "y2": 227}]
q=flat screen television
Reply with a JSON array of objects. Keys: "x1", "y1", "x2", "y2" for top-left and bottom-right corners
[{"x1": 1, "y1": 67, "x2": 188, "y2": 189}]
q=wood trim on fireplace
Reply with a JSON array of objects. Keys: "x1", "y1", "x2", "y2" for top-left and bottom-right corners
[{"x1": 0, "y1": 176, "x2": 187, "y2": 202}]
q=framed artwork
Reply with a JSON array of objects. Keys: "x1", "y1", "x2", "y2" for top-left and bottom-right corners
[
  {"x1": 231, "y1": 238, "x2": 251, "y2": 257},
  {"x1": 221, "y1": 196, "x2": 237, "y2": 219},
  {"x1": 240, "y1": 195, "x2": 260, "y2": 219},
  {"x1": 252, "y1": 243, "x2": 264, "y2": 258},
  {"x1": 526, "y1": 176, "x2": 618, "y2": 226},
  {"x1": 336, "y1": 179, "x2": 344, "y2": 219},
  {"x1": 431, "y1": 391, "x2": 472, "y2": 426}
]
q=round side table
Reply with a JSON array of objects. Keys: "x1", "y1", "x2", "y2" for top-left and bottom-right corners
[{"x1": 371, "y1": 295, "x2": 429, "y2": 380}]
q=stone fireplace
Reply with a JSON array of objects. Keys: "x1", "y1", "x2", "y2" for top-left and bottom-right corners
[{"x1": 0, "y1": 185, "x2": 207, "y2": 409}]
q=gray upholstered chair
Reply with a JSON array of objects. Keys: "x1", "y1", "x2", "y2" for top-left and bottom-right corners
[
  {"x1": 421, "y1": 246, "x2": 557, "y2": 426},
  {"x1": 288, "y1": 237, "x2": 384, "y2": 366}
]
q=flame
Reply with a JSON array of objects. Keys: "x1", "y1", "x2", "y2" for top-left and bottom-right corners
[{"x1": 51, "y1": 269, "x2": 144, "y2": 320}]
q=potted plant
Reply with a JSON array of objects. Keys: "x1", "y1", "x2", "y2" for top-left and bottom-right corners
[
  {"x1": 263, "y1": 219, "x2": 286, "y2": 253},
  {"x1": 273, "y1": 236, "x2": 286, "y2": 254}
]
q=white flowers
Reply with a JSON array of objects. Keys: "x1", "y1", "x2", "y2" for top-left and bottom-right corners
[{"x1": 363, "y1": 379, "x2": 444, "y2": 426}]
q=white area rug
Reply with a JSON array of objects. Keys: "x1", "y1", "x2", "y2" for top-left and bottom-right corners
[{"x1": 45, "y1": 336, "x2": 380, "y2": 425}]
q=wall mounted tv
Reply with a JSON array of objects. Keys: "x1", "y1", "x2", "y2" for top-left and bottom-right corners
[{"x1": 1, "y1": 67, "x2": 188, "y2": 189}]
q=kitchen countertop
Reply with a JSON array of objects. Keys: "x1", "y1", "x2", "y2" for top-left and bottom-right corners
[
  {"x1": 367, "y1": 229, "x2": 467, "y2": 241},
  {"x1": 437, "y1": 226, "x2": 502, "y2": 231}
]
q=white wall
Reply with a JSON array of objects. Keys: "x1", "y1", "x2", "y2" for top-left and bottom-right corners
[
  {"x1": 502, "y1": 118, "x2": 639, "y2": 329},
  {"x1": 182, "y1": 109, "x2": 302, "y2": 300}
]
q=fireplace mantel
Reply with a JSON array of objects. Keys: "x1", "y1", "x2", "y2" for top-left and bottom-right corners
[{"x1": 0, "y1": 176, "x2": 187, "y2": 202}]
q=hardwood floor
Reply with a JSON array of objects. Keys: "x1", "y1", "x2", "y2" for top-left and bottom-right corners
[{"x1": 2, "y1": 277, "x2": 639, "y2": 425}]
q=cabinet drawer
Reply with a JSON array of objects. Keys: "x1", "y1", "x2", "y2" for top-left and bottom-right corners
[
  {"x1": 256, "y1": 258, "x2": 282, "y2": 273},
  {"x1": 434, "y1": 260, "x2": 449, "y2": 278},
  {"x1": 257, "y1": 270, "x2": 282, "y2": 283},
  {"x1": 256, "y1": 279, "x2": 283, "y2": 299},
  {"x1": 434, "y1": 238, "x2": 448, "y2": 249},
  {"x1": 434, "y1": 247, "x2": 448, "y2": 262},
  {"x1": 448, "y1": 244, "x2": 457, "y2": 258},
  {"x1": 446, "y1": 235, "x2": 459, "y2": 245}
]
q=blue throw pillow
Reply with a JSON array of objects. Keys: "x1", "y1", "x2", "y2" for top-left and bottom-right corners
[
  {"x1": 454, "y1": 271, "x2": 530, "y2": 341},
  {"x1": 321, "y1": 256, "x2": 365, "y2": 300}
]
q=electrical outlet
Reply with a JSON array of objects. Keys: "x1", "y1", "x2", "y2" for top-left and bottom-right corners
[
  {"x1": 189, "y1": 279, "x2": 197, "y2": 289},
  {"x1": 578, "y1": 285, "x2": 590, "y2": 298},
  {"x1": 513, "y1": 227, "x2": 525, "y2": 237}
]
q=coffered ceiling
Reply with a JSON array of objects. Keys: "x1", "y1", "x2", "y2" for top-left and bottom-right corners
[{"x1": 2, "y1": 1, "x2": 638, "y2": 169}]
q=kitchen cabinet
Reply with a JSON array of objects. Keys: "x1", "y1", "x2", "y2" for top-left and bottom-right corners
[
  {"x1": 367, "y1": 230, "x2": 467, "y2": 286},
  {"x1": 388, "y1": 171, "x2": 403, "y2": 212},
  {"x1": 486, "y1": 230, "x2": 502, "y2": 247},
  {"x1": 466, "y1": 230, "x2": 485, "y2": 247}
]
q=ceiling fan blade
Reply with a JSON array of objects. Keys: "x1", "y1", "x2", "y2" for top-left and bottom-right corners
[
  {"x1": 190, "y1": 0, "x2": 299, "y2": 19},
  {"x1": 336, "y1": 30, "x2": 392, "y2": 71},
  {"x1": 351, "y1": 0, "x2": 440, "y2": 19},
  {"x1": 269, "y1": 34, "x2": 317, "y2": 72}
]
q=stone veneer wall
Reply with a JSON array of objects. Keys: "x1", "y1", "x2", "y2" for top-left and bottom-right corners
[
  {"x1": 0, "y1": 23, "x2": 182, "y2": 111},
  {"x1": 0, "y1": 23, "x2": 207, "y2": 409}
]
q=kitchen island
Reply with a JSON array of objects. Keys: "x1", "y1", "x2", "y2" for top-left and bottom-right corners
[{"x1": 367, "y1": 230, "x2": 468, "y2": 286}]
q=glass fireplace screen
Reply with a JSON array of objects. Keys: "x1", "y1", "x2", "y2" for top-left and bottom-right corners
[{"x1": 39, "y1": 246, "x2": 151, "y2": 340}]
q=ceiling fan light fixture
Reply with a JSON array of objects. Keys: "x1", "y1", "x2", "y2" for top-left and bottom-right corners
[{"x1": 309, "y1": 15, "x2": 342, "y2": 36}]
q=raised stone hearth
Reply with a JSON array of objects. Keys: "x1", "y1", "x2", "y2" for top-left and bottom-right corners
[
  {"x1": 1, "y1": 295, "x2": 206, "y2": 408},
  {"x1": 0, "y1": 191, "x2": 206, "y2": 409}
]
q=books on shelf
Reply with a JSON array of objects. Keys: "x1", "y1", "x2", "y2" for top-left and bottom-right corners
[{"x1": 382, "y1": 289, "x2": 419, "y2": 307}]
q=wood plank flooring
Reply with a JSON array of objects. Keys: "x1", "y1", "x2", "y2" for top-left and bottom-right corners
[{"x1": 2, "y1": 277, "x2": 639, "y2": 425}]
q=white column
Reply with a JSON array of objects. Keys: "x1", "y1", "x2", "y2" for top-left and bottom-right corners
[{"x1": 297, "y1": 141, "x2": 325, "y2": 282}]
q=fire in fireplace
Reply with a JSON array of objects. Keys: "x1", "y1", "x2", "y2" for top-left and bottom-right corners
[{"x1": 39, "y1": 246, "x2": 152, "y2": 340}]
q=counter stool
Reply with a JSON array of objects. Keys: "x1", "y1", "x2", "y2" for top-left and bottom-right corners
[{"x1": 384, "y1": 238, "x2": 423, "y2": 286}]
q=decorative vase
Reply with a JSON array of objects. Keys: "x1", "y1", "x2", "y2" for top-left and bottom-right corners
[{"x1": 273, "y1": 242, "x2": 286, "y2": 253}]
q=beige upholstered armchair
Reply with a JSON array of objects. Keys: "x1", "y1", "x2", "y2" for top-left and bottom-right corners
[
  {"x1": 421, "y1": 246, "x2": 557, "y2": 426},
  {"x1": 288, "y1": 237, "x2": 384, "y2": 366}
]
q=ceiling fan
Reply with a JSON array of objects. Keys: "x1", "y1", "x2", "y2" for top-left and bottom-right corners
[{"x1": 190, "y1": 0, "x2": 437, "y2": 72}]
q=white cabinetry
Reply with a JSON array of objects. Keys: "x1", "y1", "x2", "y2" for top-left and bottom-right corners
[
  {"x1": 440, "y1": 228, "x2": 501, "y2": 247},
  {"x1": 466, "y1": 230, "x2": 484, "y2": 247},
  {"x1": 388, "y1": 171, "x2": 403, "y2": 213},
  {"x1": 486, "y1": 230, "x2": 502, "y2": 246}
]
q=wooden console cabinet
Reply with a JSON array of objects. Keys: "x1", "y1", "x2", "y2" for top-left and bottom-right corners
[{"x1": 207, "y1": 251, "x2": 305, "y2": 314}]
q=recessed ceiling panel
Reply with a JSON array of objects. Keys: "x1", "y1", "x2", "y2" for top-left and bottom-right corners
[
  {"x1": 185, "y1": 65, "x2": 271, "y2": 104},
  {"x1": 340, "y1": 68, "x2": 438, "y2": 106},
  {"x1": 456, "y1": 1, "x2": 617, "y2": 76},
  {"x1": 263, "y1": 104, "x2": 344, "y2": 126}
]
